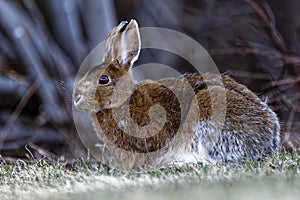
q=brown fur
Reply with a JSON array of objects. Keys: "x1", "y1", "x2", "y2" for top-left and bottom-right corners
[{"x1": 74, "y1": 20, "x2": 280, "y2": 169}]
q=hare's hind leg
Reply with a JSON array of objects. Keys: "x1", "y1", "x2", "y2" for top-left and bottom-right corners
[
  {"x1": 192, "y1": 89, "x2": 280, "y2": 164},
  {"x1": 192, "y1": 120, "x2": 248, "y2": 164}
]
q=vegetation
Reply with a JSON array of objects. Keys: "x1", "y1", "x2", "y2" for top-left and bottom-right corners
[
  {"x1": 1, "y1": 0, "x2": 300, "y2": 159},
  {"x1": 0, "y1": 1, "x2": 299, "y2": 199},
  {"x1": 0, "y1": 152, "x2": 299, "y2": 200}
]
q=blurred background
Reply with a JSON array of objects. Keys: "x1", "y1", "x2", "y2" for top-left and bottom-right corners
[{"x1": 0, "y1": 0, "x2": 299, "y2": 161}]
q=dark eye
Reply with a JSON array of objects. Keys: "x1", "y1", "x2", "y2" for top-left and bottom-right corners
[{"x1": 98, "y1": 75, "x2": 110, "y2": 84}]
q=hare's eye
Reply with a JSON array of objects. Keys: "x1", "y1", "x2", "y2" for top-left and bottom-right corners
[{"x1": 98, "y1": 75, "x2": 110, "y2": 85}]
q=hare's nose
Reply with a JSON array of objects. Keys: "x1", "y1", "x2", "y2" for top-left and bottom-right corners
[{"x1": 74, "y1": 91, "x2": 82, "y2": 105}]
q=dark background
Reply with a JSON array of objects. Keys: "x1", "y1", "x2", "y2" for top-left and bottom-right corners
[{"x1": 0, "y1": 0, "x2": 299, "y2": 161}]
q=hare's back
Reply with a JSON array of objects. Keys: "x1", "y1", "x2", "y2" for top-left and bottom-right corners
[{"x1": 181, "y1": 73, "x2": 280, "y2": 162}]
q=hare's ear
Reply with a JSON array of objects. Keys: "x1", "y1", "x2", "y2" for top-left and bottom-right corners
[{"x1": 103, "y1": 19, "x2": 141, "y2": 67}]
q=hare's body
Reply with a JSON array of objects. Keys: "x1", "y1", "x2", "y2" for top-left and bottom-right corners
[{"x1": 74, "y1": 20, "x2": 280, "y2": 169}]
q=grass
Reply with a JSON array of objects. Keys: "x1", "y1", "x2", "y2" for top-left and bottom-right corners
[{"x1": 0, "y1": 152, "x2": 299, "y2": 200}]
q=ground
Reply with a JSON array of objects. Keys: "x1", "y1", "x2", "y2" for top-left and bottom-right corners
[{"x1": 0, "y1": 152, "x2": 299, "y2": 200}]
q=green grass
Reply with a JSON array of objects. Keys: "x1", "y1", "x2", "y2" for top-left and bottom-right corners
[{"x1": 0, "y1": 152, "x2": 299, "y2": 200}]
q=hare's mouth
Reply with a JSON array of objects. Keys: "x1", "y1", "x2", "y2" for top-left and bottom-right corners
[{"x1": 73, "y1": 92, "x2": 89, "y2": 111}]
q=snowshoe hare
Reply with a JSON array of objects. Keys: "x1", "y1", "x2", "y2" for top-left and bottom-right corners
[{"x1": 74, "y1": 20, "x2": 280, "y2": 169}]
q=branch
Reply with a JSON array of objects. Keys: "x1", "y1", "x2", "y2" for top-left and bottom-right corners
[
  {"x1": 270, "y1": 76, "x2": 300, "y2": 87},
  {"x1": 0, "y1": 0, "x2": 68, "y2": 123},
  {"x1": 244, "y1": 0, "x2": 288, "y2": 52},
  {"x1": 209, "y1": 47, "x2": 300, "y2": 65},
  {"x1": 0, "y1": 78, "x2": 39, "y2": 150}
]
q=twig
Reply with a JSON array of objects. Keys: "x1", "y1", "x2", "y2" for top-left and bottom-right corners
[
  {"x1": 43, "y1": 0, "x2": 87, "y2": 65},
  {"x1": 280, "y1": 94, "x2": 298, "y2": 151},
  {"x1": 28, "y1": 143, "x2": 58, "y2": 159},
  {"x1": 262, "y1": 1, "x2": 288, "y2": 52},
  {"x1": 209, "y1": 47, "x2": 300, "y2": 64},
  {"x1": 244, "y1": 0, "x2": 287, "y2": 52},
  {"x1": 244, "y1": 0, "x2": 269, "y2": 22},
  {"x1": 0, "y1": 78, "x2": 39, "y2": 151},
  {"x1": 228, "y1": 70, "x2": 272, "y2": 80},
  {"x1": 25, "y1": 144, "x2": 35, "y2": 159},
  {"x1": 0, "y1": 0, "x2": 67, "y2": 123},
  {"x1": 290, "y1": 92, "x2": 300, "y2": 102},
  {"x1": 270, "y1": 76, "x2": 300, "y2": 87},
  {"x1": 78, "y1": 0, "x2": 117, "y2": 48},
  {"x1": 23, "y1": 0, "x2": 76, "y2": 118},
  {"x1": 281, "y1": 95, "x2": 296, "y2": 132}
]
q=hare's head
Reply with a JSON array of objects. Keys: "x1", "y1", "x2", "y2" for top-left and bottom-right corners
[{"x1": 74, "y1": 20, "x2": 141, "y2": 113}]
